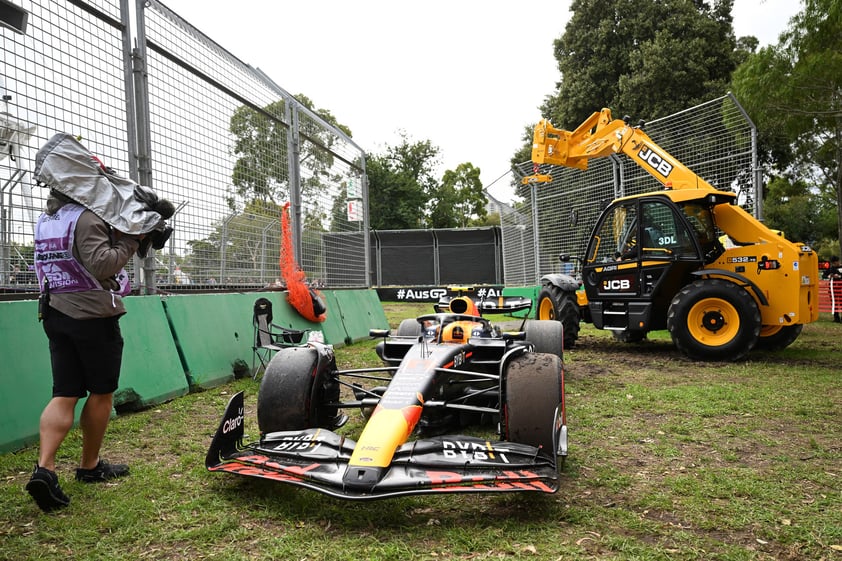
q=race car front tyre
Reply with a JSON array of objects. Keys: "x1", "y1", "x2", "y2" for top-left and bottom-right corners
[
  {"x1": 257, "y1": 345, "x2": 343, "y2": 434},
  {"x1": 523, "y1": 319, "x2": 564, "y2": 359},
  {"x1": 396, "y1": 318, "x2": 422, "y2": 337},
  {"x1": 503, "y1": 352, "x2": 564, "y2": 460}
]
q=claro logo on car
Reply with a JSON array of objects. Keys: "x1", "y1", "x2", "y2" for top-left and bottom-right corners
[{"x1": 222, "y1": 407, "x2": 244, "y2": 434}]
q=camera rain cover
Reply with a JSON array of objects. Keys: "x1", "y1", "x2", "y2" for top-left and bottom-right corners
[{"x1": 34, "y1": 133, "x2": 169, "y2": 235}]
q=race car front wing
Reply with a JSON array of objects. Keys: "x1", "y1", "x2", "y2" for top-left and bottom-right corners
[{"x1": 206, "y1": 392, "x2": 560, "y2": 500}]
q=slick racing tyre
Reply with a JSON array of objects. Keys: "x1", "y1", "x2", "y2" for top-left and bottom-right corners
[
  {"x1": 537, "y1": 284, "x2": 580, "y2": 349},
  {"x1": 524, "y1": 319, "x2": 564, "y2": 359},
  {"x1": 503, "y1": 352, "x2": 564, "y2": 459},
  {"x1": 396, "y1": 318, "x2": 422, "y2": 337},
  {"x1": 667, "y1": 279, "x2": 761, "y2": 361},
  {"x1": 257, "y1": 345, "x2": 344, "y2": 434}
]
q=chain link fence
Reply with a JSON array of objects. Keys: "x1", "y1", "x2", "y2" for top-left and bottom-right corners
[
  {"x1": 501, "y1": 93, "x2": 759, "y2": 284},
  {"x1": 1, "y1": 0, "x2": 368, "y2": 296}
]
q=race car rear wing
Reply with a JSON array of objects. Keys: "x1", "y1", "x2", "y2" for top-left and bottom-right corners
[{"x1": 434, "y1": 295, "x2": 533, "y2": 315}]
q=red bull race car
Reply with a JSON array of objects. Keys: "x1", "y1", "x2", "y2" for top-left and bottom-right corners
[{"x1": 206, "y1": 293, "x2": 568, "y2": 500}]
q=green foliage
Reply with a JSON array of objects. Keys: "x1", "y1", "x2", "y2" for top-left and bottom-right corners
[
  {"x1": 762, "y1": 176, "x2": 836, "y2": 245},
  {"x1": 229, "y1": 95, "x2": 353, "y2": 210},
  {"x1": 366, "y1": 133, "x2": 440, "y2": 230},
  {"x1": 541, "y1": 0, "x2": 739, "y2": 128},
  {"x1": 428, "y1": 162, "x2": 487, "y2": 228},
  {"x1": 731, "y1": 0, "x2": 842, "y2": 255},
  {"x1": 229, "y1": 100, "x2": 289, "y2": 205}
]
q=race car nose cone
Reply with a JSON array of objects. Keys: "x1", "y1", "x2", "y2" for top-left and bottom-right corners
[{"x1": 343, "y1": 466, "x2": 383, "y2": 491}]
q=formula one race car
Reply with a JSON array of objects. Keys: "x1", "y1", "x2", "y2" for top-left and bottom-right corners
[{"x1": 206, "y1": 293, "x2": 568, "y2": 500}]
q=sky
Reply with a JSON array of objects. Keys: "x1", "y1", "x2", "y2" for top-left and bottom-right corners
[{"x1": 161, "y1": 0, "x2": 804, "y2": 203}]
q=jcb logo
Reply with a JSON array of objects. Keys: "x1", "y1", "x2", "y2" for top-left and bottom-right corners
[
  {"x1": 638, "y1": 145, "x2": 673, "y2": 178},
  {"x1": 603, "y1": 279, "x2": 631, "y2": 291}
]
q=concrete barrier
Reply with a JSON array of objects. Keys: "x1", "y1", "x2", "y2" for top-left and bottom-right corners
[
  {"x1": 0, "y1": 288, "x2": 388, "y2": 453},
  {"x1": 117, "y1": 296, "x2": 190, "y2": 411},
  {"x1": 0, "y1": 301, "x2": 55, "y2": 453},
  {"x1": 161, "y1": 290, "x2": 388, "y2": 389},
  {"x1": 0, "y1": 297, "x2": 187, "y2": 452}
]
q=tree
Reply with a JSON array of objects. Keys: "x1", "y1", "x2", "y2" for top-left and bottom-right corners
[
  {"x1": 229, "y1": 94, "x2": 353, "y2": 212},
  {"x1": 541, "y1": 0, "x2": 739, "y2": 129},
  {"x1": 512, "y1": 0, "x2": 744, "y2": 201},
  {"x1": 229, "y1": 99, "x2": 288, "y2": 206},
  {"x1": 367, "y1": 133, "x2": 440, "y2": 230},
  {"x1": 429, "y1": 163, "x2": 487, "y2": 228},
  {"x1": 762, "y1": 176, "x2": 835, "y2": 245},
  {"x1": 731, "y1": 0, "x2": 842, "y2": 256}
]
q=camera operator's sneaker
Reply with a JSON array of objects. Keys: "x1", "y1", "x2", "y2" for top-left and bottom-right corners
[
  {"x1": 75, "y1": 459, "x2": 129, "y2": 483},
  {"x1": 25, "y1": 465, "x2": 70, "y2": 512}
]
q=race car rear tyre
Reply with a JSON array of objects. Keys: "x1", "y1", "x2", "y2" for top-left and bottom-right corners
[
  {"x1": 667, "y1": 279, "x2": 761, "y2": 361},
  {"x1": 257, "y1": 345, "x2": 343, "y2": 434},
  {"x1": 537, "y1": 284, "x2": 580, "y2": 349},
  {"x1": 754, "y1": 323, "x2": 803, "y2": 351},
  {"x1": 523, "y1": 319, "x2": 564, "y2": 359},
  {"x1": 396, "y1": 318, "x2": 422, "y2": 337},
  {"x1": 503, "y1": 352, "x2": 564, "y2": 459}
]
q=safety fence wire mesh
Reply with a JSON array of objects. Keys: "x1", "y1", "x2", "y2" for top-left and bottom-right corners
[
  {"x1": 142, "y1": 0, "x2": 368, "y2": 289},
  {"x1": 0, "y1": 0, "x2": 368, "y2": 295},
  {"x1": 503, "y1": 94, "x2": 757, "y2": 285},
  {"x1": 1, "y1": 0, "x2": 128, "y2": 291}
]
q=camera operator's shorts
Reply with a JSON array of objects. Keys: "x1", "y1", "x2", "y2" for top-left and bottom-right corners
[{"x1": 43, "y1": 309, "x2": 124, "y2": 397}]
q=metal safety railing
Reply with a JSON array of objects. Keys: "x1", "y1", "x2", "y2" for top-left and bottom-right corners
[{"x1": 0, "y1": 0, "x2": 368, "y2": 296}]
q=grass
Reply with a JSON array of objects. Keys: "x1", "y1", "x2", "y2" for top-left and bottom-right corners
[{"x1": 1, "y1": 307, "x2": 840, "y2": 561}]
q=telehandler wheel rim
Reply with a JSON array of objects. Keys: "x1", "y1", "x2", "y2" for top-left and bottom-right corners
[
  {"x1": 538, "y1": 297, "x2": 557, "y2": 320},
  {"x1": 686, "y1": 297, "x2": 740, "y2": 345},
  {"x1": 759, "y1": 324, "x2": 782, "y2": 338}
]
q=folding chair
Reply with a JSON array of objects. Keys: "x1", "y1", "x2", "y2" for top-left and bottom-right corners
[{"x1": 252, "y1": 297, "x2": 308, "y2": 378}]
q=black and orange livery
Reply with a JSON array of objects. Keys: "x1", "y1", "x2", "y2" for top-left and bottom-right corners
[{"x1": 206, "y1": 293, "x2": 567, "y2": 500}]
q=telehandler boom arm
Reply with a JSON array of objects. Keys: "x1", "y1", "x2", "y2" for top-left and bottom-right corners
[
  {"x1": 525, "y1": 109, "x2": 785, "y2": 246},
  {"x1": 526, "y1": 108, "x2": 709, "y2": 190}
]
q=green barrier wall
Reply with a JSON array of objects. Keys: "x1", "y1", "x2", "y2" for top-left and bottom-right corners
[
  {"x1": 0, "y1": 289, "x2": 388, "y2": 453},
  {"x1": 161, "y1": 290, "x2": 387, "y2": 389},
  {"x1": 0, "y1": 297, "x2": 187, "y2": 453},
  {"x1": 117, "y1": 296, "x2": 190, "y2": 411},
  {"x1": 0, "y1": 301, "x2": 56, "y2": 453}
]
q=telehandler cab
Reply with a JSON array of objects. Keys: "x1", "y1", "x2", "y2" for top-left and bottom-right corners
[{"x1": 525, "y1": 109, "x2": 819, "y2": 361}]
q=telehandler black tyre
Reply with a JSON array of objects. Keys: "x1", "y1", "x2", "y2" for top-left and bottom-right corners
[
  {"x1": 755, "y1": 323, "x2": 803, "y2": 351},
  {"x1": 537, "y1": 284, "x2": 580, "y2": 349},
  {"x1": 667, "y1": 279, "x2": 760, "y2": 361}
]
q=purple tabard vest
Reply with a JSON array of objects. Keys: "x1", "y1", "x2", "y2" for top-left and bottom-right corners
[{"x1": 34, "y1": 203, "x2": 131, "y2": 296}]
